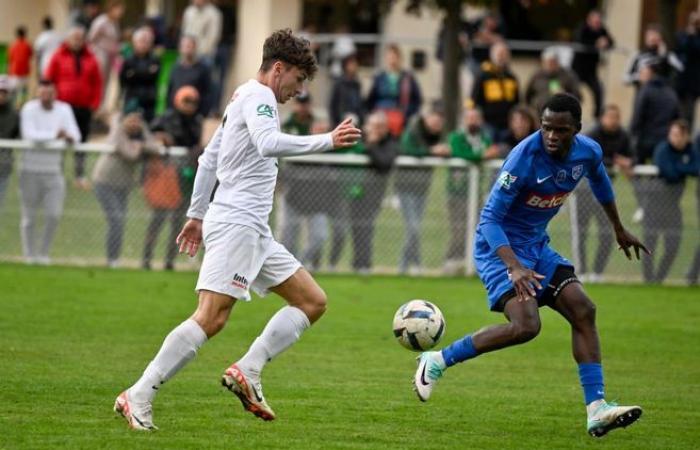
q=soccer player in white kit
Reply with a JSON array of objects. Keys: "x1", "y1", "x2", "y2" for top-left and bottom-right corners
[{"x1": 114, "y1": 29, "x2": 361, "y2": 429}]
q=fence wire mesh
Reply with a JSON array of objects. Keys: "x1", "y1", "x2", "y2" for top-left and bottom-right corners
[{"x1": 0, "y1": 143, "x2": 698, "y2": 284}]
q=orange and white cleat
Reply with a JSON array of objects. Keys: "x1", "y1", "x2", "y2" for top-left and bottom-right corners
[
  {"x1": 221, "y1": 364, "x2": 276, "y2": 421},
  {"x1": 113, "y1": 390, "x2": 158, "y2": 431}
]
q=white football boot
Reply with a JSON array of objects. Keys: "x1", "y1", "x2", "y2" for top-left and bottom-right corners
[
  {"x1": 114, "y1": 390, "x2": 158, "y2": 431},
  {"x1": 413, "y1": 351, "x2": 446, "y2": 402},
  {"x1": 587, "y1": 400, "x2": 643, "y2": 437},
  {"x1": 221, "y1": 364, "x2": 276, "y2": 421}
]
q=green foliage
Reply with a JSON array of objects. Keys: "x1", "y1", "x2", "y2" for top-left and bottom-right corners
[{"x1": 1, "y1": 264, "x2": 699, "y2": 449}]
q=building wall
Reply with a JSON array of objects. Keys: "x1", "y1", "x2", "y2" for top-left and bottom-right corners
[{"x1": 0, "y1": 0, "x2": 70, "y2": 43}]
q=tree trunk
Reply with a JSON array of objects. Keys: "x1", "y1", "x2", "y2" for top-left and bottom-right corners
[{"x1": 441, "y1": 0, "x2": 462, "y2": 131}]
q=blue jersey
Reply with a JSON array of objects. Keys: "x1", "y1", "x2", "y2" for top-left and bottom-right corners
[{"x1": 476, "y1": 131, "x2": 614, "y2": 253}]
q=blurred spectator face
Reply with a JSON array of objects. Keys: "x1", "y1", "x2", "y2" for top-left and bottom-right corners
[
  {"x1": 600, "y1": 106, "x2": 621, "y2": 132},
  {"x1": 587, "y1": 11, "x2": 602, "y2": 30},
  {"x1": 542, "y1": 53, "x2": 559, "y2": 73},
  {"x1": 463, "y1": 109, "x2": 483, "y2": 134},
  {"x1": 107, "y1": 2, "x2": 125, "y2": 20},
  {"x1": 364, "y1": 112, "x2": 389, "y2": 140},
  {"x1": 123, "y1": 113, "x2": 144, "y2": 136},
  {"x1": 424, "y1": 111, "x2": 444, "y2": 135},
  {"x1": 384, "y1": 46, "x2": 402, "y2": 72},
  {"x1": 644, "y1": 28, "x2": 663, "y2": 49},
  {"x1": 0, "y1": 88, "x2": 9, "y2": 106},
  {"x1": 132, "y1": 28, "x2": 154, "y2": 55},
  {"x1": 193, "y1": 0, "x2": 207, "y2": 7},
  {"x1": 668, "y1": 124, "x2": 689, "y2": 150},
  {"x1": 37, "y1": 83, "x2": 56, "y2": 108},
  {"x1": 510, "y1": 111, "x2": 533, "y2": 139},
  {"x1": 490, "y1": 42, "x2": 510, "y2": 68},
  {"x1": 688, "y1": 12, "x2": 700, "y2": 32},
  {"x1": 343, "y1": 55, "x2": 359, "y2": 77},
  {"x1": 179, "y1": 36, "x2": 197, "y2": 60},
  {"x1": 175, "y1": 86, "x2": 200, "y2": 116},
  {"x1": 66, "y1": 28, "x2": 86, "y2": 52},
  {"x1": 292, "y1": 97, "x2": 312, "y2": 117},
  {"x1": 85, "y1": 3, "x2": 100, "y2": 18}
]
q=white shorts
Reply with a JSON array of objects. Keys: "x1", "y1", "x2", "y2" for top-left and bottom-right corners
[{"x1": 195, "y1": 221, "x2": 301, "y2": 301}]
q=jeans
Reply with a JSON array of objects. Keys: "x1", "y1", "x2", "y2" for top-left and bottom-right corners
[
  {"x1": 0, "y1": 171, "x2": 10, "y2": 212},
  {"x1": 94, "y1": 183, "x2": 130, "y2": 263},
  {"x1": 445, "y1": 194, "x2": 468, "y2": 261},
  {"x1": 641, "y1": 180, "x2": 683, "y2": 283},
  {"x1": 143, "y1": 203, "x2": 186, "y2": 268},
  {"x1": 19, "y1": 172, "x2": 65, "y2": 260},
  {"x1": 575, "y1": 182, "x2": 614, "y2": 274},
  {"x1": 398, "y1": 191, "x2": 428, "y2": 272},
  {"x1": 280, "y1": 202, "x2": 329, "y2": 270}
]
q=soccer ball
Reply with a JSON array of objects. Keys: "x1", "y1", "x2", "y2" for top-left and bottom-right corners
[{"x1": 392, "y1": 300, "x2": 446, "y2": 351}]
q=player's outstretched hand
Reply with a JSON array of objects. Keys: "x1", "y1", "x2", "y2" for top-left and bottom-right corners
[
  {"x1": 615, "y1": 227, "x2": 651, "y2": 260},
  {"x1": 176, "y1": 218, "x2": 203, "y2": 257},
  {"x1": 509, "y1": 266, "x2": 545, "y2": 302},
  {"x1": 331, "y1": 117, "x2": 362, "y2": 149}
]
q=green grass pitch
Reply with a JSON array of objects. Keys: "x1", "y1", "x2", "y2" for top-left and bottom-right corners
[{"x1": 1, "y1": 264, "x2": 699, "y2": 449}]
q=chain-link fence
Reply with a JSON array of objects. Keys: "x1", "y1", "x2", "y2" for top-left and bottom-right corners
[{"x1": 0, "y1": 141, "x2": 698, "y2": 284}]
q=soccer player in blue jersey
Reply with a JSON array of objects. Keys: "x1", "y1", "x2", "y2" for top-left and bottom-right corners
[{"x1": 413, "y1": 94, "x2": 650, "y2": 438}]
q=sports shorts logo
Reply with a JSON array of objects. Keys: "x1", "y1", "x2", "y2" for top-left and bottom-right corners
[
  {"x1": 497, "y1": 171, "x2": 518, "y2": 190},
  {"x1": 256, "y1": 104, "x2": 275, "y2": 118},
  {"x1": 525, "y1": 191, "x2": 570, "y2": 209},
  {"x1": 232, "y1": 273, "x2": 249, "y2": 289}
]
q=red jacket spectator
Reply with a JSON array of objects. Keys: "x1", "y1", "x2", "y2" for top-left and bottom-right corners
[
  {"x1": 44, "y1": 43, "x2": 102, "y2": 111},
  {"x1": 9, "y1": 35, "x2": 33, "y2": 77}
]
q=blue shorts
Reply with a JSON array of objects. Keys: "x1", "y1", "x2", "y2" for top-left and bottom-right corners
[{"x1": 474, "y1": 234, "x2": 575, "y2": 312}]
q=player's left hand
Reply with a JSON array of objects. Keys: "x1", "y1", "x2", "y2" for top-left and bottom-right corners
[
  {"x1": 615, "y1": 227, "x2": 651, "y2": 260},
  {"x1": 176, "y1": 218, "x2": 203, "y2": 257}
]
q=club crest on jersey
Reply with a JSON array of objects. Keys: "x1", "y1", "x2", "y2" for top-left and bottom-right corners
[
  {"x1": 572, "y1": 164, "x2": 583, "y2": 180},
  {"x1": 497, "y1": 171, "x2": 518, "y2": 190},
  {"x1": 257, "y1": 104, "x2": 275, "y2": 118},
  {"x1": 525, "y1": 191, "x2": 570, "y2": 209},
  {"x1": 556, "y1": 169, "x2": 567, "y2": 183}
]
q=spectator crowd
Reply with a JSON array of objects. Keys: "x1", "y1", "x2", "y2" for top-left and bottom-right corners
[{"x1": 0, "y1": 2, "x2": 698, "y2": 284}]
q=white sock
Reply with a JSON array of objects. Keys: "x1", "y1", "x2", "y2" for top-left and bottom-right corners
[
  {"x1": 236, "y1": 306, "x2": 310, "y2": 380},
  {"x1": 587, "y1": 399, "x2": 607, "y2": 417},
  {"x1": 129, "y1": 319, "x2": 208, "y2": 403}
]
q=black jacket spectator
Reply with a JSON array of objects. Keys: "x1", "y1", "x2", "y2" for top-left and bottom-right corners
[
  {"x1": 630, "y1": 76, "x2": 680, "y2": 163},
  {"x1": 167, "y1": 61, "x2": 211, "y2": 116},
  {"x1": 472, "y1": 60, "x2": 519, "y2": 132},
  {"x1": 675, "y1": 14, "x2": 700, "y2": 124},
  {"x1": 572, "y1": 12, "x2": 614, "y2": 118},
  {"x1": 329, "y1": 56, "x2": 365, "y2": 127},
  {"x1": 120, "y1": 52, "x2": 160, "y2": 122},
  {"x1": 0, "y1": 85, "x2": 19, "y2": 189},
  {"x1": 586, "y1": 124, "x2": 631, "y2": 175}
]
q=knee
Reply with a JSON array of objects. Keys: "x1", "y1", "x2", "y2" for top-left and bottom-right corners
[
  {"x1": 570, "y1": 299, "x2": 597, "y2": 326},
  {"x1": 300, "y1": 288, "x2": 327, "y2": 323},
  {"x1": 196, "y1": 313, "x2": 228, "y2": 338},
  {"x1": 510, "y1": 317, "x2": 541, "y2": 344}
]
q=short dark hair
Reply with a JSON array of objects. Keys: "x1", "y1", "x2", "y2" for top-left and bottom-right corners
[
  {"x1": 16, "y1": 26, "x2": 27, "y2": 38},
  {"x1": 43, "y1": 16, "x2": 54, "y2": 30},
  {"x1": 541, "y1": 93, "x2": 582, "y2": 125},
  {"x1": 670, "y1": 119, "x2": 690, "y2": 134},
  {"x1": 260, "y1": 29, "x2": 318, "y2": 80},
  {"x1": 38, "y1": 78, "x2": 54, "y2": 87}
]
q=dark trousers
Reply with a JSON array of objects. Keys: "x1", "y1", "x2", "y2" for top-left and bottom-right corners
[
  {"x1": 445, "y1": 194, "x2": 468, "y2": 261},
  {"x1": 94, "y1": 183, "x2": 129, "y2": 262},
  {"x1": 348, "y1": 176, "x2": 387, "y2": 270},
  {"x1": 143, "y1": 203, "x2": 186, "y2": 269},
  {"x1": 575, "y1": 183, "x2": 614, "y2": 274},
  {"x1": 70, "y1": 106, "x2": 92, "y2": 179},
  {"x1": 580, "y1": 72, "x2": 604, "y2": 118},
  {"x1": 641, "y1": 180, "x2": 683, "y2": 283}
]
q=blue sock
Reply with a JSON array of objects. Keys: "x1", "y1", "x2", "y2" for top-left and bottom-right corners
[
  {"x1": 441, "y1": 334, "x2": 479, "y2": 367},
  {"x1": 578, "y1": 363, "x2": 605, "y2": 405}
]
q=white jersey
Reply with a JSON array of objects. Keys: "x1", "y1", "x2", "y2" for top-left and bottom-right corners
[{"x1": 187, "y1": 79, "x2": 333, "y2": 236}]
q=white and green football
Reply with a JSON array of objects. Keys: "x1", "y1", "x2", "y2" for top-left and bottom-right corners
[{"x1": 392, "y1": 300, "x2": 446, "y2": 351}]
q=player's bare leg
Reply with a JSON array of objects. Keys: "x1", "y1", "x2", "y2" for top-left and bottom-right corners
[
  {"x1": 415, "y1": 296, "x2": 541, "y2": 401},
  {"x1": 224, "y1": 267, "x2": 327, "y2": 420},
  {"x1": 116, "y1": 290, "x2": 235, "y2": 430},
  {"x1": 553, "y1": 283, "x2": 642, "y2": 437}
]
